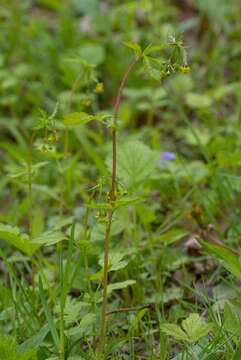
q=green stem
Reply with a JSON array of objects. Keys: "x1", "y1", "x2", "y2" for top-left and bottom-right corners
[
  {"x1": 55, "y1": 72, "x2": 83, "y2": 281},
  {"x1": 28, "y1": 131, "x2": 36, "y2": 296},
  {"x1": 97, "y1": 56, "x2": 140, "y2": 359},
  {"x1": 59, "y1": 71, "x2": 83, "y2": 218}
]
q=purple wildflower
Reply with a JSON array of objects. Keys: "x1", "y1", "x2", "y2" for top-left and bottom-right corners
[{"x1": 158, "y1": 151, "x2": 176, "y2": 166}]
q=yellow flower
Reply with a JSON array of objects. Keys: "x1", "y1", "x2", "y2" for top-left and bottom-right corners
[
  {"x1": 39, "y1": 145, "x2": 48, "y2": 153},
  {"x1": 94, "y1": 82, "x2": 104, "y2": 94},
  {"x1": 180, "y1": 66, "x2": 190, "y2": 74},
  {"x1": 83, "y1": 99, "x2": 91, "y2": 107},
  {"x1": 48, "y1": 135, "x2": 59, "y2": 142}
]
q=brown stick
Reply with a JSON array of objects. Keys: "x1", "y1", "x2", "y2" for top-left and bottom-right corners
[{"x1": 106, "y1": 304, "x2": 152, "y2": 316}]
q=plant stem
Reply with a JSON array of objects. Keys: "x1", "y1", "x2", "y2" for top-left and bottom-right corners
[
  {"x1": 58, "y1": 72, "x2": 83, "y2": 360},
  {"x1": 28, "y1": 132, "x2": 36, "y2": 238},
  {"x1": 59, "y1": 71, "x2": 83, "y2": 218},
  {"x1": 97, "y1": 56, "x2": 140, "y2": 359},
  {"x1": 28, "y1": 131, "x2": 36, "y2": 296}
]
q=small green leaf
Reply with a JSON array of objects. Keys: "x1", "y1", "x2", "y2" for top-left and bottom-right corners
[
  {"x1": 181, "y1": 313, "x2": 213, "y2": 343},
  {"x1": 186, "y1": 93, "x2": 212, "y2": 109},
  {"x1": 99, "y1": 251, "x2": 130, "y2": 272},
  {"x1": 143, "y1": 44, "x2": 166, "y2": 56},
  {"x1": 157, "y1": 229, "x2": 189, "y2": 246},
  {"x1": 17, "y1": 324, "x2": 49, "y2": 353},
  {"x1": 160, "y1": 324, "x2": 189, "y2": 342},
  {"x1": 0, "y1": 223, "x2": 40, "y2": 256},
  {"x1": 122, "y1": 41, "x2": 142, "y2": 56},
  {"x1": 85, "y1": 202, "x2": 112, "y2": 210},
  {"x1": 143, "y1": 56, "x2": 163, "y2": 81},
  {"x1": 63, "y1": 112, "x2": 96, "y2": 126},
  {"x1": 31, "y1": 230, "x2": 67, "y2": 246},
  {"x1": 65, "y1": 313, "x2": 96, "y2": 336},
  {"x1": 107, "y1": 280, "x2": 136, "y2": 294},
  {"x1": 114, "y1": 196, "x2": 145, "y2": 208},
  {"x1": 198, "y1": 240, "x2": 241, "y2": 281}
]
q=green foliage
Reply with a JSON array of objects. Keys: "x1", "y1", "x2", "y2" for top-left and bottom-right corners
[
  {"x1": 198, "y1": 240, "x2": 241, "y2": 281},
  {"x1": 161, "y1": 313, "x2": 213, "y2": 344},
  {"x1": 0, "y1": 0, "x2": 241, "y2": 359},
  {"x1": 106, "y1": 140, "x2": 159, "y2": 188}
]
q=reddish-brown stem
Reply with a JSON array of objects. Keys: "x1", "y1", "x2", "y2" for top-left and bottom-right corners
[
  {"x1": 106, "y1": 304, "x2": 151, "y2": 316},
  {"x1": 97, "y1": 56, "x2": 140, "y2": 359}
]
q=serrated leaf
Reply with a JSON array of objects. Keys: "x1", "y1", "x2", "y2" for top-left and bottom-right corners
[
  {"x1": 122, "y1": 41, "x2": 142, "y2": 56},
  {"x1": 143, "y1": 56, "x2": 163, "y2": 81},
  {"x1": 63, "y1": 112, "x2": 96, "y2": 126},
  {"x1": 106, "y1": 140, "x2": 159, "y2": 188},
  {"x1": 65, "y1": 313, "x2": 96, "y2": 336},
  {"x1": 181, "y1": 313, "x2": 213, "y2": 343},
  {"x1": 160, "y1": 323, "x2": 189, "y2": 342},
  {"x1": 198, "y1": 240, "x2": 241, "y2": 281},
  {"x1": 98, "y1": 251, "x2": 130, "y2": 272}
]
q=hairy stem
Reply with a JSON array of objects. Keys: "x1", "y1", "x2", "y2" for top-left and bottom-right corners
[{"x1": 97, "y1": 56, "x2": 140, "y2": 359}]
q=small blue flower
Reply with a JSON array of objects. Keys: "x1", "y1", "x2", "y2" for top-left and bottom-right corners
[{"x1": 158, "y1": 151, "x2": 176, "y2": 166}]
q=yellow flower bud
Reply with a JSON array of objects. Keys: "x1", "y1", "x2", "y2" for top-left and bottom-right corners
[{"x1": 94, "y1": 82, "x2": 104, "y2": 94}]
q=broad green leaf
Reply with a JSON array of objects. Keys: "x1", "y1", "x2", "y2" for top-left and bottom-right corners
[
  {"x1": 0, "y1": 223, "x2": 40, "y2": 256},
  {"x1": 78, "y1": 43, "x2": 105, "y2": 66},
  {"x1": 107, "y1": 280, "x2": 136, "y2": 294},
  {"x1": 160, "y1": 324, "x2": 189, "y2": 342},
  {"x1": 143, "y1": 56, "x2": 163, "y2": 81},
  {"x1": 31, "y1": 230, "x2": 67, "y2": 246},
  {"x1": 186, "y1": 93, "x2": 212, "y2": 108},
  {"x1": 157, "y1": 229, "x2": 189, "y2": 246},
  {"x1": 209, "y1": 82, "x2": 241, "y2": 101},
  {"x1": 181, "y1": 313, "x2": 213, "y2": 343},
  {"x1": 17, "y1": 324, "x2": 49, "y2": 353},
  {"x1": 65, "y1": 313, "x2": 96, "y2": 336},
  {"x1": 106, "y1": 140, "x2": 159, "y2": 188},
  {"x1": 122, "y1": 41, "x2": 142, "y2": 56},
  {"x1": 114, "y1": 196, "x2": 145, "y2": 208},
  {"x1": 198, "y1": 240, "x2": 241, "y2": 281},
  {"x1": 63, "y1": 112, "x2": 96, "y2": 126},
  {"x1": 99, "y1": 251, "x2": 130, "y2": 272},
  {"x1": 223, "y1": 303, "x2": 241, "y2": 344}
]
